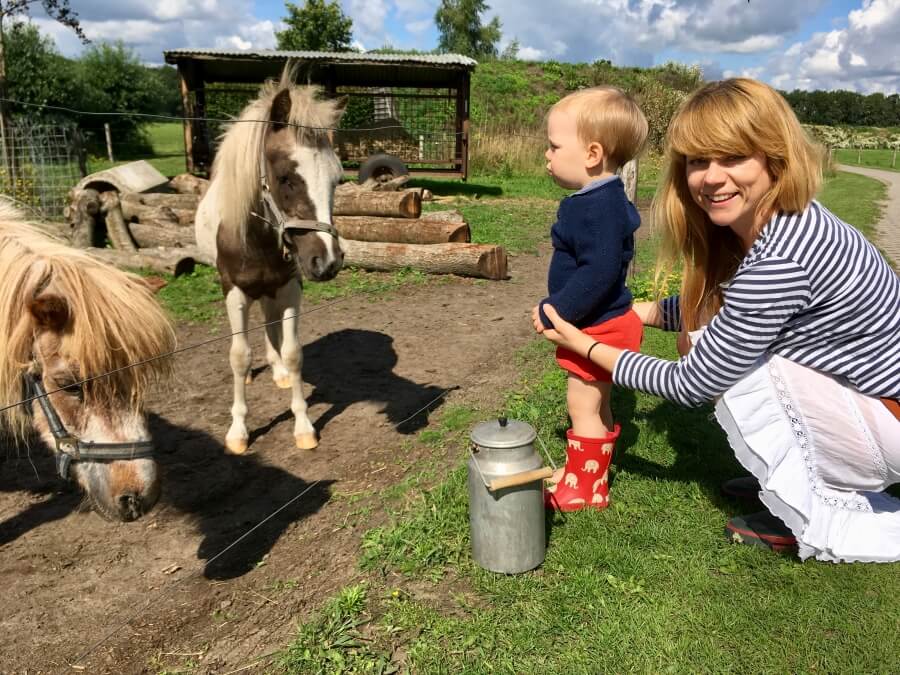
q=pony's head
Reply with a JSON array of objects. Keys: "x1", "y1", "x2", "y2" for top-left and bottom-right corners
[
  {"x1": 0, "y1": 213, "x2": 176, "y2": 521},
  {"x1": 213, "y1": 68, "x2": 348, "y2": 281}
]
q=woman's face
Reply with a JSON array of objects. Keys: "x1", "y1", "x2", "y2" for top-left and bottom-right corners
[{"x1": 685, "y1": 151, "x2": 774, "y2": 243}]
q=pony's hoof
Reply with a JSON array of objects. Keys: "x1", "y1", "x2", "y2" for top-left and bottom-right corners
[
  {"x1": 274, "y1": 375, "x2": 292, "y2": 389},
  {"x1": 225, "y1": 438, "x2": 249, "y2": 454},
  {"x1": 295, "y1": 433, "x2": 318, "y2": 450}
]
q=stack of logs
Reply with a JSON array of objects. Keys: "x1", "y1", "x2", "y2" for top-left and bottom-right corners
[{"x1": 65, "y1": 174, "x2": 508, "y2": 280}]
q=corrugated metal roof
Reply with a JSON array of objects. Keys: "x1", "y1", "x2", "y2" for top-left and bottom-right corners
[{"x1": 164, "y1": 49, "x2": 477, "y2": 69}]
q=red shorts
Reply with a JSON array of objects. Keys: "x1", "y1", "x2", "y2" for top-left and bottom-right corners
[{"x1": 555, "y1": 309, "x2": 643, "y2": 383}]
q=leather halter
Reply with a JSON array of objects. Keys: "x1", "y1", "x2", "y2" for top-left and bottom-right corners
[
  {"x1": 26, "y1": 373, "x2": 155, "y2": 481},
  {"x1": 253, "y1": 144, "x2": 339, "y2": 258}
]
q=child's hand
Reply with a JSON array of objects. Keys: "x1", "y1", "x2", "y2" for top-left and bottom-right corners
[{"x1": 531, "y1": 304, "x2": 546, "y2": 333}]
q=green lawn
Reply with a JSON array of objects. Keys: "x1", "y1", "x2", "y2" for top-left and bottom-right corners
[
  {"x1": 835, "y1": 147, "x2": 900, "y2": 173},
  {"x1": 88, "y1": 122, "x2": 187, "y2": 177},
  {"x1": 276, "y1": 168, "x2": 898, "y2": 674}
]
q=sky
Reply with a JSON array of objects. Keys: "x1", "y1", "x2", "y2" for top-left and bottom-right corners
[{"x1": 28, "y1": 0, "x2": 900, "y2": 94}]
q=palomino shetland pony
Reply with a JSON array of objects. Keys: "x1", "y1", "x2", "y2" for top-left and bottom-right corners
[
  {"x1": 195, "y1": 70, "x2": 347, "y2": 454},
  {"x1": 0, "y1": 204, "x2": 175, "y2": 521}
]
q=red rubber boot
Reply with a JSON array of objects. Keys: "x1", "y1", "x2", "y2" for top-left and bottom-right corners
[{"x1": 545, "y1": 426, "x2": 619, "y2": 512}]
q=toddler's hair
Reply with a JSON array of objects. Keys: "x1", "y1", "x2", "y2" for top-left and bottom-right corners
[{"x1": 551, "y1": 86, "x2": 648, "y2": 168}]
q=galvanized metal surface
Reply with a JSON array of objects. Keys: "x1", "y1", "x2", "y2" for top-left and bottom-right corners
[
  {"x1": 164, "y1": 49, "x2": 477, "y2": 68},
  {"x1": 468, "y1": 418, "x2": 546, "y2": 574}
]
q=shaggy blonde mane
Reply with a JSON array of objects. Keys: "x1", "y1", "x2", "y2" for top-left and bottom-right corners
[
  {"x1": 0, "y1": 202, "x2": 176, "y2": 440},
  {"x1": 210, "y1": 63, "x2": 345, "y2": 238}
]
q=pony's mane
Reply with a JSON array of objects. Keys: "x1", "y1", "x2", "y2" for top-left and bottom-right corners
[
  {"x1": 210, "y1": 63, "x2": 345, "y2": 236},
  {"x1": 0, "y1": 202, "x2": 176, "y2": 439}
]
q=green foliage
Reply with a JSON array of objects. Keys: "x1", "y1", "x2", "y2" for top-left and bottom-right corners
[
  {"x1": 435, "y1": 0, "x2": 502, "y2": 59},
  {"x1": 279, "y1": 584, "x2": 398, "y2": 674},
  {"x1": 276, "y1": 0, "x2": 354, "y2": 52},
  {"x1": 3, "y1": 22, "x2": 77, "y2": 117},
  {"x1": 783, "y1": 88, "x2": 900, "y2": 127}
]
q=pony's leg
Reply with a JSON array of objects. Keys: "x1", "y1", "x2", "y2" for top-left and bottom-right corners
[
  {"x1": 262, "y1": 312, "x2": 291, "y2": 389},
  {"x1": 225, "y1": 286, "x2": 253, "y2": 454},
  {"x1": 264, "y1": 280, "x2": 317, "y2": 450}
]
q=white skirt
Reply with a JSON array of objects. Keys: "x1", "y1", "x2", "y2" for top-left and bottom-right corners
[{"x1": 713, "y1": 354, "x2": 900, "y2": 563}]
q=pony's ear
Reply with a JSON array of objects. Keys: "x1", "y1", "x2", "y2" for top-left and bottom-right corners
[
  {"x1": 29, "y1": 293, "x2": 70, "y2": 331},
  {"x1": 271, "y1": 89, "x2": 292, "y2": 131},
  {"x1": 333, "y1": 95, "x2": 349, "y2": 121}
]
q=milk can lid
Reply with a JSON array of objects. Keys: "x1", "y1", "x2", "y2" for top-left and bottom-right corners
[{"x1": 470, "y1": 417, "x2": 536, "y2": 449}]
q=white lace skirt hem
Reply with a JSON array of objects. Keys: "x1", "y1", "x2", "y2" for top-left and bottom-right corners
[{"x1": 714, "y1": 355, "x2": 900, "y2": 563}]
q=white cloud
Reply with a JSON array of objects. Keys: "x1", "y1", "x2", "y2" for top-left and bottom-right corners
[
  {"x1": 518, "y1": 46, "x2": 544, "y2": 61},
  {"x1": 762, "y1": 0, "x2": 900, "y2": 92}
]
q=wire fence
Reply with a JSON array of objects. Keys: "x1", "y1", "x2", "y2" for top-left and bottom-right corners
[{"x1": 0, "y1": 120, "x2": 86, "y2": 220}]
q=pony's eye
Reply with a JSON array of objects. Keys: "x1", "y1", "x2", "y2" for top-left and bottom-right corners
[
  {"x1": 58, "y1": 381, "x2": 83, "y2": 398},
  {"x1": 278, "y1": 175, "x2": 292, "y2": 187}
]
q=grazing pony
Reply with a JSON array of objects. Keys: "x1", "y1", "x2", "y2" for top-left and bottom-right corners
[
  {"x1": 0, "y1": 204, "x2": 175, "y2": 521},
  {"x1": 194, "y1": 68, "x2": 347, "y2": 454}
]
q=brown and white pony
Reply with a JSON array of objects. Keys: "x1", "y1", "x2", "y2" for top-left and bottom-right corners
[
  {"x1": 0, "y1": 204, "x2": 175, "y2": 521},
  {"x1": 194, "y1": 68, "x2": 347, "y2": 454}
]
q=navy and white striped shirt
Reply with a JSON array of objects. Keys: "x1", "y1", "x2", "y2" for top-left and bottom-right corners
[{"x1": 614, "y1": 200, "x2": 900, "y2": 406}]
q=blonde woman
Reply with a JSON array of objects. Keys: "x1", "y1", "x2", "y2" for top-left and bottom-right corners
[{"x1": 534, "y1": 78, "x2": 900, "y2": 562}]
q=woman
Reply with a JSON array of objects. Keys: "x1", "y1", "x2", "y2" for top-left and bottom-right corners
[{"x1": 534, "y1": 78, "x2": 900, "y2": 562}]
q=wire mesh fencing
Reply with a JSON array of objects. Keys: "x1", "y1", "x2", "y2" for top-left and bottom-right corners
[{"x1": 0, "y1": 121, "x2": 86, "y2": 220}]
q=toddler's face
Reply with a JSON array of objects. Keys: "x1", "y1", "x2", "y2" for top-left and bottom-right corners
[{"x1": 545, "y1": 108, "x2": 590, "y2": 190}]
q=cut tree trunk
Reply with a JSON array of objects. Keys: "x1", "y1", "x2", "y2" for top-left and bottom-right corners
[
  {"x1": 341, "y1": 240, "x2": 507, "y2": 280},
  {"x1": 120, "y1": 192, "x2": 201, "y2": 210},
  {"x1": 337, "y1": 216, "x2": 469, "y2": 244},
  {"x1": 415, "y1": 209, "x2": 464, "y2": 224},
  {"x1": 333, "y1": 189, "x2": 421, "y2": 218},
  {"x1": 66, "y1": 187, "x2": 100, "y2": 248},
  {"x1": 169, "y1": 173, "x2": 209, "y2": 195},
  {"x1": 128, "y1": 221, "x2": 196, "y2": 249},
  {"x1": 120, "y1": 201, "x2": 195, "y2": 226},
  {"x1": 85, "y1": 245, "x2": 213, "y2": 277},
  {"x1": 98, "y1": 191, "x2": 137, "y2": 251}
]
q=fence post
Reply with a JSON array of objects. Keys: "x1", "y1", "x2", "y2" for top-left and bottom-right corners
[
  {"x1": 893, "y1": 150, "x2": 897, "y2": 169},
  {"x1": 857, "y1": 148, "x2": 861, "y2": 165},
  {"x1": 104, "y1": 123, "x2": 114, "y2": 163}
]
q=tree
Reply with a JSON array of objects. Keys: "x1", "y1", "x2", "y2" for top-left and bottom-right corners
[
  {"x1": 435, "y1": 0, "x2": 502, "y2": 59},
  {"x1": 275, "y1": 0, "x2": 353, "y2": 52},
  {"x1": 3, "y1": 21, "x2": 76, "y2": 115},
  {"x1": 0, "y1": 0, "x2": 87, "y2": 173}
]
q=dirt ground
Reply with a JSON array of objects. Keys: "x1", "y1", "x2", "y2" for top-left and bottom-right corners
[{"x1": 0, "y1": 240, "x2": 554, "y2": 673}]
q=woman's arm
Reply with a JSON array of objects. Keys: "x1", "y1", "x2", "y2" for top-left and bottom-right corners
[
  {"x1": 632, "y1": 300, "x2": 663, "y2": 328},
  {"x1": 536, "y1": 256, "x2": 812, "y2": 407}
]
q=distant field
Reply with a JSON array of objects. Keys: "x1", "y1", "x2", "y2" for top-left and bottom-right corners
[{"x1": 835, "y1": 147, "x2": 900, "y2": 173}]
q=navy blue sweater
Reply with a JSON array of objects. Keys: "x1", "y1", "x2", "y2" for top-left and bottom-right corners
[{"x1": 539, "y1": 177, "x2": 640, "y2": 329}]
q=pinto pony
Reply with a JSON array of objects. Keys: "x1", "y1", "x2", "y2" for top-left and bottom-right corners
[
  {"x1": 0, "y1": 205, "x2": 175, "y2": 521},
  {"x1": 195, "y1": 67, "x2": 347, "y2": 454}
]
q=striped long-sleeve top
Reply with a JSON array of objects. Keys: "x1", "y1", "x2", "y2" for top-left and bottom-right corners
[{"x1": 614, "y1": 200, "x2": 900, "y2": 406}]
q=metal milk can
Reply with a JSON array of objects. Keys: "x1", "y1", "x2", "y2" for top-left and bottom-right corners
[{"x1": 468, "y1": 417, "x2": 553, "y2": 574}]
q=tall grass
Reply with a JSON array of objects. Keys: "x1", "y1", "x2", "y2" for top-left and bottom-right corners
[{"x1": 469, "y1": 124, "x2": 546, "y2": 176}]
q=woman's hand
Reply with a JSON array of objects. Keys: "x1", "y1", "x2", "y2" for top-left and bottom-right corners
[{"x1": 532, "y1": 304, "x2": 595, "y2": 356}]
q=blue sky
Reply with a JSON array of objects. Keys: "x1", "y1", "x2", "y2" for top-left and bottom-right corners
[{"x1": 29, "y1": 0, "x2": 900, "y2": 93}]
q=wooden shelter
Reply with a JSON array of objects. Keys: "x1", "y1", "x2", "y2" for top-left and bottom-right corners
[{"x1": 163, "y1": 49, "x2": 476, "y2": 179}]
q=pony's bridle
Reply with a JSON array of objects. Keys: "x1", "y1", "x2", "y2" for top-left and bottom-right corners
[
  {"x1": 25, "y1": 372, "x2": 155, "y2": 481},
  {"x1": 253, "y1": 146, "x2": 339, "y2": 259}
]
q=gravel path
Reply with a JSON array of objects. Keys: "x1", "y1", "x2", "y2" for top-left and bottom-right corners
[{"x1": 837, "y1": 164, "x2": 900, "y2": 270}]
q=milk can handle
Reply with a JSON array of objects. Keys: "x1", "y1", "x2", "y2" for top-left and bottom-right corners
[{"x1": 468, "y1": 445, "x2": 554, "y2": 492}]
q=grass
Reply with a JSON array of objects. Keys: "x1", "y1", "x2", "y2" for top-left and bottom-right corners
[
  {"x1": 88, "y1": 122, "x2": 187, "y2": 177},
  {"x1": 820, "y1": 170, "x2": 887, "y2": 240},
  {"x1": 276, "y1": 169, "x2": 897, "y2": 674},
  {"x1": 835, "y1": 147, "x2": 900, "y2": 173}
]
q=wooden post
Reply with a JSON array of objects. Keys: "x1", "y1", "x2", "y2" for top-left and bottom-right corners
[
  {"x1": 177, "y1": 61, "x2": 195, "y2": 175},
  {"x1": 456, "y1": 71, "x2": 471, "y2": 181},
  {"x1": 857, "y1": 148, "x2": 862, "y2": 164},
  {"x1": 104, "y1": 123, "x2": 114, "y2": 162}
]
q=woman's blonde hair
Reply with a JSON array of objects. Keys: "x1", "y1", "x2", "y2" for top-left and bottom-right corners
[
  {"x1": 652, "y1": 78, "x2": 824, "y2": 330},
  {"x1": 552, "y1": 86, "x2": 649, "y2": 169}
]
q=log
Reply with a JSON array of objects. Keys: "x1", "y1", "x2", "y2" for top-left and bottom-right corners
[
  {"x1": 169, "y1": 173, "x2": 209, "y2": 195},
  {"x1": 66, "y1": 188, "x2": 100, "y2": 248},
  {"x1": 120, "y1": 192, "x2": 201, "y2": 210},
  {"x1": 128, "y1": 221, "x2": 196, "y2": 249},
  {"x1": 333, "y1": 189, "x2": 421, "y2": 218},
  {"x1": 337, "y1": 217, "x2": 469, "y2": 244},
  {"x1": 98, "y1": 191, "x2": 138, "y2": 251},
  {"x1": 418, "y1": 209, "x2": 465, "y2": 225},
  {"x1": 85, "y1": 245, "x2": 213, "y2": 277},
  {"x1": 120, "y1": 201, "x2": 195, "y2": 226},
  {"x1": 341, "y1": 240, "x2": 507, "y2": 280}
]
